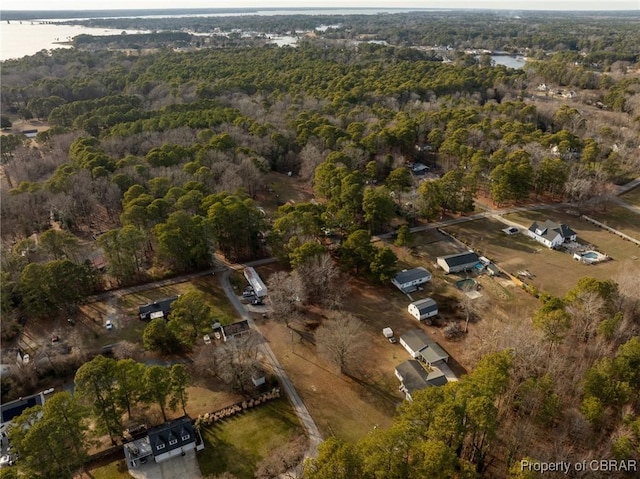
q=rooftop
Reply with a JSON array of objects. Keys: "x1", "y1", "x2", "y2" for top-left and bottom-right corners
[
  {"x1": 410, "y1": 298, "x2": 437, "y2": 313},
  {"x1": 393, "y1": 267, "x2": 431, "y2": 285},
  {"x1": 438, "y1": 251, "x2": 480, "y2": 267}
]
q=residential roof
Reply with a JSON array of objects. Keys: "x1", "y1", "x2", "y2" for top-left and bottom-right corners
[
  {"x1": 395, "y1": 360, "x2": 431, "y2": 395},
  {"x1": 401, "y1": 329, "x2": 432, "y2": 353},
  {"x1": 528, "y1": 220, "x2": 576, "y2": 241},
  {"x1": 410, "y1": 298, "x2": 437, "y2": 314},
  {"x1": 147, "y1": 416, "x2": 196, "y2": 458},
  {"x1": 222, "y1": 320, "x2": 251, "y2": 339},
  {"x1": 401, "y1": 329, "x2": 449, "y2": 364},
  {"x1": 139, "y1": 296, "x2": 179, "y2": 320},
  {"x1": 438, "y1": 251, "x2": 480, "y2": 267},
  {"x1": 0, "y1": 393, "x2": 45, "y2": 424},
  {"x1": 393, "y1": 267, "x2": 431, "y2": 286},
  {"x1": 395, "y1": 360, "x2": 448, "y2": 396}
]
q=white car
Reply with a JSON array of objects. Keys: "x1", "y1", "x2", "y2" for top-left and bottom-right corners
[
  {"x1": 203, "y1": 334, "x2": 212, "y2": 345},
  {"x1": 0, "y1": 455, "x2": 12, "y2": 467},
  {"x1": 105, "y1": 320, "x2": 114, "y2": 330}
]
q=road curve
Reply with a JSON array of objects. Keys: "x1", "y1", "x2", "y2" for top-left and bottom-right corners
[{"x1": 218, "y1": 268, "x2": 323, "y2": 461}]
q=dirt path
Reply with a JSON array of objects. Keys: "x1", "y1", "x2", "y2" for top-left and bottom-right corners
[{"x1": 218, "y1": 269, "x2": 323, "y2": 465}]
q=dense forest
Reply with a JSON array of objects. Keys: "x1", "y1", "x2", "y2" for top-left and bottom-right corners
[{"x1": 1, "y1": 10, "x2": 639, "y2": 479}]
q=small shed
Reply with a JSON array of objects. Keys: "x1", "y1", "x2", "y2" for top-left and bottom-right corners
[
  {"x1": 486, "y1": 263, "x2": 500, "y2": 276},
  {"x1": 408, "y1": 298, "x2": 438, "y2": 321},
  {"x1": 221, "y1": 320, "x2": 251, "y2": 342}
]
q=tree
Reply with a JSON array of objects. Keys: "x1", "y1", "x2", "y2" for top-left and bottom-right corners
[
  {"x1": 8, "y1": 392, "x2": 90, "y2": 479},
  {"x1": 267, "y1": 271, "x2": 304, "y2": 326},
  {"x1": 289, "y1": 241, "x2": 325, "y2": 269},
  {"x1": 394, "y1": 224, "x2": 412, "y2": 247},
  {"x1": 0, "y1": 115, "x2": 12, "y2": 129},
  {"x1": 304, "y1": 437, "x2": 362, "y2": 479},
  {"x1": 98, "y1": 225, "x2": 147, "y2": 285},
  {"x1": 144, "y1": 365, "x2": 175, "y2": 422},
  {"x1": 170, "y1": 364, "x2": 190, "y2": 415},
  {"x1": 295, "y1": 253, "x2": 346, "y2": 309},
  {"x1": 167, "y1": 290, "x2": 213, "y2": 347},
  {"x1": 20, "y1": 260, "x2": 101, "y2": 317},
  {"x1": 143, "y1": 318, "x2": 181, "y2": 354},
  {"x1": 362, "y1": 186, "x2": 395, "y2": 233},
  {"x1": 215, "y1": 333, "x2": 261, "y2": 392},
  {"x1": 386, "y1": 167, "x2": 412, "y2": 192},
  {"x1": 153, "y1": 211, "x2": 210, "y2": 272},
  {"x1": 38, "y1": 229, "x2": 80, "y2": 261},
  {"x1": 74, "y1": 355, "x2": 122, "y2": 440},
  {"x1": 339, "y1": 229, "x2": 375, "y2": 274},
  {"x1": 369, "y1": 246, "x2": 398, "y2": 282},
  {"x1": 316, "y1": 312, "x2": 366, "y2": 375},
  {"x1": 114, "y1": 359, "x2": 145, "y2": 418}
]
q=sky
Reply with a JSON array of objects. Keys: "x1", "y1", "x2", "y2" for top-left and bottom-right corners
[{"x1": 2, "y1": 1, "x2": 639, "y2": 11}]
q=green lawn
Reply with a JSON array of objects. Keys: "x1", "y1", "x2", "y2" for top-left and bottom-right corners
[
  {"x1": 88, "y1": 459, "x2": 131, "y2": 479},
  {"x1": 197, "y1": 398, "x2": 304, "y2": 479}
]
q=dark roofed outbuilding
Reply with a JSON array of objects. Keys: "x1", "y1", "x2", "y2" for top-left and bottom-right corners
[{"x1": 139, "y1": 296, "x2": 179, "y2": 321}]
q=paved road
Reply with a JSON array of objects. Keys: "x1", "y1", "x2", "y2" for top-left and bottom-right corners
[{"x1": 218, "y1": 268, "x2": 323, "y2": 462}]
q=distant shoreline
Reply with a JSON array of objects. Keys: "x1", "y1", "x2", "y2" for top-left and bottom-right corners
[{"x1": 1, "y1": 8, "x2": 440, "y2": 21}]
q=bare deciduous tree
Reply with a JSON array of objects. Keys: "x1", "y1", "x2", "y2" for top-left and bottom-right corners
[
  {"x1": 113, "y1": 341, "x2": 143, "y2": 361},
  {"x1": 215, "y1": 333, "x2": 262, "y2": 392},
  {"x1": 267, "y1": 271, "x2": 304, "y2": 326},
  {"x1": 295, "y1": 254, "x2": 346, "y2": 310},
  {"x1": 254, "y1": 435, "x2": 307, "y2": 479},
  {"x1": 316, "y1": 312, "x2": 366, "y2": 375}
]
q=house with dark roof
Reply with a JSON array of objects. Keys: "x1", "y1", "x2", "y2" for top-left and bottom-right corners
[
  {"x1": 139, "y1": 296, "x2": 179, "y2": 321},
  {"x1": 408, "y1": 298, "x2": 438, "y2": 321},
  {"x1": 0, "y1": 389, "x2": 54, "y2": 435},
  {"x1": 436, "y1": 251, "x2": 480, "y2": 274},
  {"x1": 124, "y1": 416, "x2": 204, "y2": 470},
  {"x1": 527, "y1": 220, "x2": 577, "y2": 248},
  {"x1": 395, "y1": 360, "x2": 448, "y2": 400},
  {"x1": 221, "y1": 320, "x2": 251, "y2": 342},
  {"x1": 391, "y1": 267, "x2": 432, "y2": 293},
  {"x1": 399, "y1": 329, "x2": 449, "y2": 366}
]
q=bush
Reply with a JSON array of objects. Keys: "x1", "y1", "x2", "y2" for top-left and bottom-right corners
[{"x1": 443, "y1": 322, "x2": 465, "y2": 340}]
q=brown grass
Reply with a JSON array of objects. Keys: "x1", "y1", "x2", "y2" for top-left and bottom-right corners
[{"x1": 621, "y1": 186, "x2": 640, "y2": 207}]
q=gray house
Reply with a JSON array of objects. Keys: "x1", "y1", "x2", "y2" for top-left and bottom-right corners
[
  {"x1": 408, "y1": 298, "x2": 438, "y2": 321},
  {"x1": 437, "y1": 251, "x2": 480, "y2": 274},
  {"x1": 395, "y1": 360, "x2": 448, "y2": 400},
  {"x1": 124, "y1": 416, "x2": 204, "y2": 470},
  {"x1": 399, "y1": 329, "x2": 449, "y2": 365},
  {"x1": 221, "y1": 320, "x2": 251, "y2": 342},
  {"x1": 391, "y1": 267, "x2": 432, "y2": 293}
]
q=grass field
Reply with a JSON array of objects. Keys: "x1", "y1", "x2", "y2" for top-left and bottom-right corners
[
  {"x1": 86, "y1": 460, "x2": 130, "y2": 479},
  {"x1": 583, "y1": 203, "x2": 640, "y2": 239},
  {"x1": 621, "y1": 186, "x2": 640, "y2": 207},
  {"x1": 197, "y1": 398, "x2": 304, "y2": 479},
  {"x1": 442, "y1": 209, "x2": 640, "y2": 297}
]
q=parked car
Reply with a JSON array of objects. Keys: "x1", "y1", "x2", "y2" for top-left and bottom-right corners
[
  {"x1": 251, "y1": 298, "x2": 264, "y2": 305},
  {"x1": 503, "y1": 226, "x2": 519, "y2": 235},
  {"x1": 214, "y1": 331, "x2": 221, "y2": 340},
  {"x1": 105, "y1": 320, "x2": 114, "y2": 330},
  {"x1": 203, "y1": 334, "x2": 212, "y2": 345},
  {"x1": 242, "y1": 290, "x2": 255, "y2": 298},
  {"x1": 51, "y1": 334, "x2": 60, "y2": 343}
]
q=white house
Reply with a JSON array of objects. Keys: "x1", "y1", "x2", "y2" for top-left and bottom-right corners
[
  {"x1": 436, "y1": 251, "x2": 480, "y2": 274},
  {"x1": 394, "y1": 360, "x2": 448, "y2": 400},
  {"x1": 408, "y1": 298, "x2": 438, "y2": 321},
  {"x1": 399, "y1": 329, "x2": 449, "y2": 365},
  {"x1": 527, "y1": 220, "x2": 577, "y2": 248},
  {"x1": 391, "y1": 267, "x2": 432, "y2": 293},
  {"x1": 124, "y1": 416, "x2": 204, "y2": 470}
]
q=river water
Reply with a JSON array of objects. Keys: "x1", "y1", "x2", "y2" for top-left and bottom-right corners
[{"x1": 1, "y1": 22, "x2": 149, "y2": 61}]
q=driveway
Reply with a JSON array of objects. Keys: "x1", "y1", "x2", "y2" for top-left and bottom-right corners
[{"x1": 128, "y1": 449, "x2": 201, "y2": 479}]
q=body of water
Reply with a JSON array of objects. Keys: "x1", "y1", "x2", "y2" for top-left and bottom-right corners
[
  {"x1": 491, "y1": 55, "x2": 527, "y2": 69},
  {"x1": 1, "y1": 22, "x2": 148, "y2": 61}
]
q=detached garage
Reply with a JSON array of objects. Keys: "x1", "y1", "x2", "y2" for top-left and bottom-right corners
[{"x1": 408, "y1": 298, "x2": 438, "y2": 321}]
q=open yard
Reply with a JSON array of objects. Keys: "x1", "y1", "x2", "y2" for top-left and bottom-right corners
[
  {"x1": 197, "y1": 398, "x2": 304, "y2": 479},
  {"x1": 621, "y1": 185, "x2": 640, "y2": 207},
  {"x1": 583, "y1": 202, "x2": 640, "y2": 240},
  {"x1": 443, "y1": 209, "x2": 640, "y2": 297}
]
